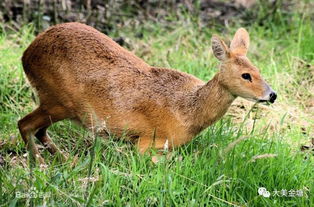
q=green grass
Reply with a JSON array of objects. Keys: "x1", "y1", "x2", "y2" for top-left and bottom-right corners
[{"x1": 0, "y1": 5, "x2": 313, "y2": 207}]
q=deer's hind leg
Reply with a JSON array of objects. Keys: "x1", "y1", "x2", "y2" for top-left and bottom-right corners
[
  {"x1": 35, "y1": 126, "x2": 67, "y2": 161},
  {"x1": 18, "y1": 104, "x2": 70, "y2": 165}
]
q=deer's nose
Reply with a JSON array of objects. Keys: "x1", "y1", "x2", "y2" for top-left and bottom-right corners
[{"x1": 269, "y1": 92, "x2": 277, "y2": 103}]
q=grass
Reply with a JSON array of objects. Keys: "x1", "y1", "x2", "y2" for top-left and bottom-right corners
[{"x1": 0, "y1": 3, "x2": 313, "y2": 207}]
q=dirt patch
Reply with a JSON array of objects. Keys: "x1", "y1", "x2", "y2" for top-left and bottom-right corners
[{"x1": 227, "y1": 98, "x2": 314, "y2": 141}]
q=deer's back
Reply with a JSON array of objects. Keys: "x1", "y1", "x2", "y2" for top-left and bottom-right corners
[{"x1": 22, "y1": 22, "x2": 149, "y2": 79}]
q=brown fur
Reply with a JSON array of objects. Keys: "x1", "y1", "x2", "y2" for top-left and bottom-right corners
[{"x1": 18, "y1": 23, "x2": 275, "y2": 164}]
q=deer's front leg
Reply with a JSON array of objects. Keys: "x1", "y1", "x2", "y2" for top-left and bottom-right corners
[
  {"x1": 137, "y1": 136, "x2": 173, "y2": 163},
  {"x1": 137, "y1": 136, "x2": 171, "y2": 154}
]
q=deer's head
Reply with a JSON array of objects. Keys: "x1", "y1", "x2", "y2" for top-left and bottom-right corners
[{"x1": 212, "y1": 28, "x2": 277, "y2": 103}]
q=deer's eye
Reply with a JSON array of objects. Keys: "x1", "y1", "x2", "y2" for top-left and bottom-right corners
[{"x1": 241, "y1": 73, "x2": 252, "y2": 82}]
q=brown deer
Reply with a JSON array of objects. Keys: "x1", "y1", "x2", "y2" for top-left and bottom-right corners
[{"x1": 18, "y1": 23, "x2": 277, "y2": 164}]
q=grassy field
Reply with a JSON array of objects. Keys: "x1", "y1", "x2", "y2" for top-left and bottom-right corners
[{"x1": 0, "y1": 3, "x2": 313, "y2": 207}]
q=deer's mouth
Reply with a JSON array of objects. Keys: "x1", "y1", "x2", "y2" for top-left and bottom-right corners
[
  {"x1": 243, "y1": 97, "x2": 273, "y2": 105},
  {"x1": 257, "y1": 97, "x2": 276, "y2": 104},
  {"x1": 257, "y1": 99, "x2": 273, "y2": 105},
  {"x1": 257, "y1": 91, "x2": 277, "y2": 104}
]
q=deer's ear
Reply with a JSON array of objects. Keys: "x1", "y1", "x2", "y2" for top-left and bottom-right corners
[
  {"x1": 211, "y1": 35, "x2": 229, "y2": 61},
  {"x1": 230, "y1": 28, "x2": 250, "y2": 55}
]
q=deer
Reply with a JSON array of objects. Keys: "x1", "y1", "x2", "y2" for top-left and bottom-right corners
[{"x1": 18, "y1": 23, "x2": 277, "y2": 165}]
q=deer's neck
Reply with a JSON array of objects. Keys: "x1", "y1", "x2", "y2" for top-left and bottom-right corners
[{"x1": 187, "y1": 74, "x2": 236, "y2": 135}]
